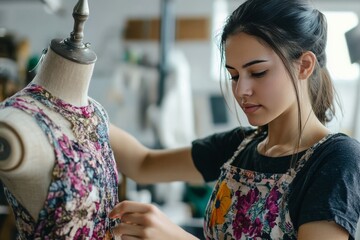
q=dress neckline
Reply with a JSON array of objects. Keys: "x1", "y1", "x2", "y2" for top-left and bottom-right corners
[
  {"x1": 25, "y1": 83, "x2": 94, "y2": 118},
  {"x1": 24, "y1": 83, "x2": 99, "y2": 144}
]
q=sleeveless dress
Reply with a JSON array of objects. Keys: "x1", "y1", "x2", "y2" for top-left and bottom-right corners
[
  {"x1": 1, "y1": 84, "x2": 119, "y2": 239},
  {"x1": 203, "y1": 132, "x2": 333, "y2": 240}
]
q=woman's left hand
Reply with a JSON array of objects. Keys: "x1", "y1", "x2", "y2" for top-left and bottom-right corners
[{"x1": 109, "y1": 200, "x2": 199, "y2": 240}]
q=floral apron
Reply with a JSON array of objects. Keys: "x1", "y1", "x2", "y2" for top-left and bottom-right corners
[{"x1": 204, "y1": 133, "x2": 332, "y2": 240}]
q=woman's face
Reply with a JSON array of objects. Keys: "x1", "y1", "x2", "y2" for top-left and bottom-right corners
[{"x1": 225, "y1": 32, "x2": 298, "y2": 126}]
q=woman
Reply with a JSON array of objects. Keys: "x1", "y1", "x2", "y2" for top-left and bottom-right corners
[{"x1": 109, "y1": 0, "x2": 360, "y2": 239}]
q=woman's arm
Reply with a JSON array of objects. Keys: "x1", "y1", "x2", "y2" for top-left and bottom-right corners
[
  {"x1": 298, "y1": 221, "x2": 349, "y2": 240},
  {"x1": 109, "y1": 123, "x2": 203, "y2": 184}
]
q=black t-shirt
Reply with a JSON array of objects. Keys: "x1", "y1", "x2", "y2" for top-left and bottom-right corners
[{"x1": 191, "y1": 127, "x2": 360, "y2": 239}]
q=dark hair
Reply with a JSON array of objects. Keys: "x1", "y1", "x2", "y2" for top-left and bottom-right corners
[{"x1": 220, "y1": 0, "x2": 338, "y2": 140}]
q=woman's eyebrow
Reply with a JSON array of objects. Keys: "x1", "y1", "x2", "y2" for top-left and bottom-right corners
[
  {"x1": 225, "y1": 59, "x2": 268, "y2": 69},
  {"x1": 242, "y1": 59, "x2": 268, "y2": 68}
]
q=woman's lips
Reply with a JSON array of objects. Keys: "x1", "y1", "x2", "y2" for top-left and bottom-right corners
[{"x1": 242, "y1": 104, "x2": 261, "y2": 113}]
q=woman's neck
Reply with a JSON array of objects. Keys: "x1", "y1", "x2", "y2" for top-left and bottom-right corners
[
  {"x1": 260, "y1": 109, "x2": 329, "y2": 157},
  {"x1": 31, "y1": 47, "x2": 95, "y2": 107}
]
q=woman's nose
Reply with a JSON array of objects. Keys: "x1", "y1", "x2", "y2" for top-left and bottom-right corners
[{"x1": 233, "y1": 78, "x2": 253, "y2": 98}]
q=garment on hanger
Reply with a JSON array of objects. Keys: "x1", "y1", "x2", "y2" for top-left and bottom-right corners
[{"x1": 1, "y1": 84, "x2": 119, "y2": 239}]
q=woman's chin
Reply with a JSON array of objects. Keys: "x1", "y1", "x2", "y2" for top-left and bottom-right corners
[{"x1": 247, "y1": 119, "x2": 267, "y2": 127}]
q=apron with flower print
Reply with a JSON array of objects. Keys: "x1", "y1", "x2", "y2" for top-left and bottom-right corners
[{"x1": 204, "y1": 133, "x2": 333, "y2": 240}]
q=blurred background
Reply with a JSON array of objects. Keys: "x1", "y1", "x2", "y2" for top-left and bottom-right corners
[{"x1": 0, "y1": 0, "x2": 359, "y2": 239}]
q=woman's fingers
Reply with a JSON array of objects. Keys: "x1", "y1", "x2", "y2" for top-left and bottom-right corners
[
  {"x1": 109, "y1": 201, "x2": 159, "y2": 238},
  {"x1": 112, "y1": 221, "x2": 146, "y2": 238},
  {"x1": 119, "y1": 236, "x2": 141, "y2": 240},
  {"x1": 109, "y1": 201, "x2": 197, "y2": 240},
  {"x1": 109, "y1": 200, "x2": 155, "y2": 219}
]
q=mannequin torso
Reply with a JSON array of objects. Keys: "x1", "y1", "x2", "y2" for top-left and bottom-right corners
[
  {"x1": 0, "y1": 48, "x2": 94, "y2": 221},
  {"x1": 0, "y1": 46, "x2": 119, "y2": 239}
]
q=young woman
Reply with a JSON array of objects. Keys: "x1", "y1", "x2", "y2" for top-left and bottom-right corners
[{"x1": 108, "y1": 0, "x2": 360, "y2": 239}]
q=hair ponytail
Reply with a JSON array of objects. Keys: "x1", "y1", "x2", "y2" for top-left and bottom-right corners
[{"x1": 309, "y1": 65, "x2": 338, "y2": 124}]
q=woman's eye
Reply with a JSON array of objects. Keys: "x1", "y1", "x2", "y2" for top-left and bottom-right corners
[
  {"x1": 229, "y1": 75, "x2": 239, "y2": 81},
  {"x1": 252, "y1": 70, "x2": 267, "y2": 78}
]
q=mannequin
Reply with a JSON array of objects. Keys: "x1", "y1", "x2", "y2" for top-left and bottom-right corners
[
  {"x1": 0, "y1": 0, "x2": 119, "y2": 239},
  {"x1": 0, "y1": 46, "x2": 94, "y2": 220}
]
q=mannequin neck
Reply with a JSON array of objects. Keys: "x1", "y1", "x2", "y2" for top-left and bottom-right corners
[{"x1": 32, "y1": 47, "x2": 95, "y2": 107}]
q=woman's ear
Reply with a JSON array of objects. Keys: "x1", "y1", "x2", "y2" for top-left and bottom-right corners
[{"x1": 298, "y1": 51, "x2": 317, "y2": 80}]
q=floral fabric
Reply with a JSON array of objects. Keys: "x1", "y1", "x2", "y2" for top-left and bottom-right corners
[
  {"x1": 1, "y1": 84, "x2": 119, "y2": 239},
  {"x1": 204, "y1": 133, "x2": 332, "y2": 240}
]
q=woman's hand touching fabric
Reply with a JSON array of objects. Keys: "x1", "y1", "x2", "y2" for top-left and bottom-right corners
[{"x1": 109, "y1": 200, "x2": 199, "y2": 240}]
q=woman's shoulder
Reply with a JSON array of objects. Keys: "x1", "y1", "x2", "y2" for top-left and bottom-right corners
[
  {"x1": 322, "y1": 132, "x2": 360, "y2": 154},
  {"x1": 313, "y1": 132, "x2": 360, "y2": 167},
  {"x1": 222, "y1": 126, "x2": 257, "y2": 140},
  {"x1": 290, "y1": 133, "x2": 360, "y2": 235},
  {"x1": 194, "y1": 126, "x2": 256, "y2": 143},
  {"x1": 191, "y1": 126, "x2": 257, "y2": 159}
]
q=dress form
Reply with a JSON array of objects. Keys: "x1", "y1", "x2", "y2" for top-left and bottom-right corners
[{"x1": 0, "y1": 0, "x2": 96, "y2": 222}]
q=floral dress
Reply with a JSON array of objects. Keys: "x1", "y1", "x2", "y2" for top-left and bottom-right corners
[
  {"x1": 1, "y1": 84, "x2": 119, "y2": 239},
  {"x1": 204, "y1": 132, "x2": 333, "y2": 240}
]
